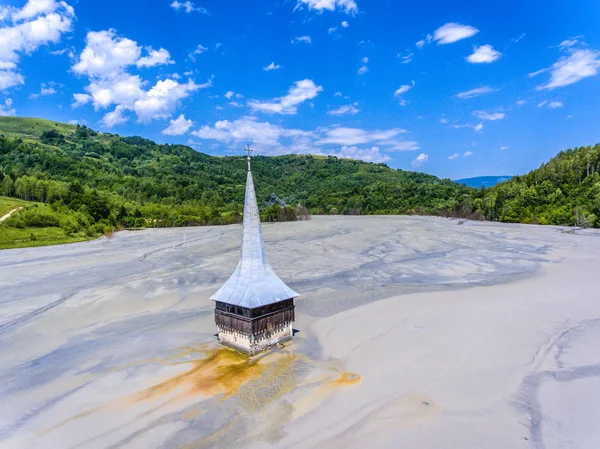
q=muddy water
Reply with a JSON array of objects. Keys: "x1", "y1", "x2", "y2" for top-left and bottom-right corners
[
  {"x1": 29, "y1": 343, "x2": 361, "y2": 448},
  {"x1": 2, "y1": 216, "x2": 583, "y2": 448}
]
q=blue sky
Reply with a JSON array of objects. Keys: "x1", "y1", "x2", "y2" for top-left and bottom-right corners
[{"x1": 1, "y1": 0, "x2": 600, "y2": 179}]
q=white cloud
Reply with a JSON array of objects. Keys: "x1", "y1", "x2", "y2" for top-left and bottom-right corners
[
  {"x1": 412, "y1": 153, "x2": 428, "y2": 167},
  {"x1": 516, "y1": 99, "x2": 527, "y2": 105},
  {"x1": 0, "y1": 0, "x2": 75, "y2": 91},
  {"x1": 72, "y1": 28, "x2": 210, "y2": 127},
  {"x1": 188, "y1": 44, "x2": 208, "y2": 62},
  {"x1": 466, "y1": 44, "x2": 501, "y2": 63},
  {"x1": 357, "y1": 65, "x2": 368, "y2": 75},
  {"x1": 394, "y1": 80, "x2": 415, "y2": 96},
  {"x1": 248, "y1": 79, "x2": 322, "y2": 115},
  {"x1": 102, "y1": 105, "x2": 129, "y2": 127},
  {"x1": 536, "y1": 48, "x2": 600, "y2": 90},
  {"x1": 72, "y1": 92, "x2": 91, "y2": 108},
  {"x1": 433, "y1": 23, "x2": 478, "y2": 44},
  {"x1": 224, "y1": 91, "x2": 243, "y2": 100},
  {"x1": 341, "y1": 20, "x2": 349, "y2": 28},
  {"x1": 451, "y1": 123, "x2": 483, "y2": 133},
  {"x1": 448, "y1": 153, "x2": 459, "y2": 160},
  {"x1": 41, "y1": 85, "x2": 57, "y2": 95},
  {"x1": 455, "y1": 86, "x2": 497, "y2": 99},
  {"x1": 291, "y1": 36, "x2": 312, "y2": 44},
  {"x1": 329, "y1": 146, "x2": 389, "y2": 163},
  {"x1": 162, "y1": 114, "x2": 193, "y2": 135},
  {"x1": 263, "y1": 62, "x2": 281, "y2": 71},
  {"x1": 316, "y1": 127, "x2": 406, "y2": 146},
  {"x1": 386, "y1": 141, "x2": 420, "y2": 151},
  {"x1": 473, "y1": 110, "x2": 505, "y2": 120},
  {"x1": 398, "y1": 50, "x2": 413, "y2": 64},
  {"x1": 361, "y1": 56, "x2": 369, "y2": 64},
  {"x1": 500, "y1": 145, "x2": 509, "y2": 150},
  {"x1": 84, "y1": 74, "x2": 145, "y2": 109},
  {"x1": 137, "y1": 48, "x2": 173, "y2": 67},
  {"x1": 328, "y1": 104, "x2": 359, "y2": 115},
  {"x1": 463, "y1": 151, "x2": 473, "y2": 157},
  {"x1": 558, "y1": 37, "x2": 582, "y2": 50},
  {"x1": 12, "y1": 0, "x2": 62, "y2": 21},
  {"x1": 29, "y1": 82, "x2": 58, "y2": 99},
  {"x1": 73, "y1": 29, "x2": 141, "y2": 78},
  {"x1": 133, "y1": 78, "x2": 206, "y2": 123},
  {"x1": 192, "y1": 116, "x2": 306, "y2": 148},
  {"x1": 169, "y1": 1, "x2": 209, "y2": 14},
  {"x1": 528, "y1": 68, "x2": 548, "y2": 78},
  {"x1": 538, "y1": 100, "x2": 563, "y2": 109},
  {"x1": 191, "y1": 117, "x2": 417, "y2": 160},
  {"x1": 328, "y1": 27, "x2": 337, "y2": 34},
  {"x1": 0, "y1": 98, "x2": 15, "y2": 116},
  {"x1": 49, "y1": 48, "x2": 69, "y2": 56},
  {"x1": 511, "y1": 33, "x2": 526, "y2": 44},
  {"x1": 415, "y1": 35, "x2": 430, "y2": 48},
  {"x1": 295, "y1": 0, "x2": 358, "y2": 15}
]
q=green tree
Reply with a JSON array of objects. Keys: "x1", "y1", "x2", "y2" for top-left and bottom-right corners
[{"x1": 2, "y1": 175, "x2": 14, "y2": 196}]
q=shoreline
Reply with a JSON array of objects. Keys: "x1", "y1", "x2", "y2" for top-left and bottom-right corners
[{"x1": 1, "y1": 213, "x2": 595, "y2": 252}]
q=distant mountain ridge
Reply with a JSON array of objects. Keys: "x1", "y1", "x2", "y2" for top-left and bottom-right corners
[{"x1": 456, "y1": 176, "x2": 513, "y2": 188}]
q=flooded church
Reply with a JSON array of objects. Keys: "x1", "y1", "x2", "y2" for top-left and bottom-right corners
[{"x1": 211, "y1": 149, "x2": 298, "y2": 355}]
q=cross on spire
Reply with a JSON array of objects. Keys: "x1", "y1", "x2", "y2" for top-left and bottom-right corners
[{"x1": 245, "y1": 144, "x2": 253, "y2": 171}]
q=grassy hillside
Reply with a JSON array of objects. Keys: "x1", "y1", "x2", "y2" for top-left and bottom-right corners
[
  {"x1": 0, "y1": 196, "x2": 32, "y2": 217},
  {"x1": 0, "y1": 196, "x2": 98, "y2": 249},
  {"x1": 0, "y1": 117, "x2": 77, "y2": 141},
  {"x1": 0, "y1": 221, "x2": 92, "y2": 250}
]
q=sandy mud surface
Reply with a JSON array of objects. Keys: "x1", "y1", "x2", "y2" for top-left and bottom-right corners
[{"x1": 1, "y1": 216, "x2": 599, "y2": 448}]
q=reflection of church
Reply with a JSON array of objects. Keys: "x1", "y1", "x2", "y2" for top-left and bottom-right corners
[{"x1": 211, "y1": 149, "x2": 298, "y2": 355}]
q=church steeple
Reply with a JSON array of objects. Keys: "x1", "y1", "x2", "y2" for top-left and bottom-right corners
[
  {"x1": 211, "y1": 147, "x2": 298, "y2": 355},
  {"x1": 211, "y1": 148, "x2": 298, "y2": 308}
]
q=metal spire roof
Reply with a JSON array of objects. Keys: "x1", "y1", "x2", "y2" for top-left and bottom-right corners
[{"x1": 210, "y1": 149, "x2": 299, "y2": 308}]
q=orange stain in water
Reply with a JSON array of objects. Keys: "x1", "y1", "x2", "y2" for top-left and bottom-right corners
[
  {"x1": 38, "y1": 345, "x2": 361, "y2": 441},
  {"x1": 132, "y1": 348, "x2": 270, "y2": 402},
  {"x1": 328, "y1": 372, "x2": 361, "y2": 386}
]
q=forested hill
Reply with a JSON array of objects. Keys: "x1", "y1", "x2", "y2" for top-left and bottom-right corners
[
  {"x1": 477, "y1": 145, "x2": 600, "y2": 226},
  {"x1": 0, "y1": 116, "x2": 473, "y2": 235},
  {"x1": 2, "y1": 116, "x2": 598, "y2": 247}
]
